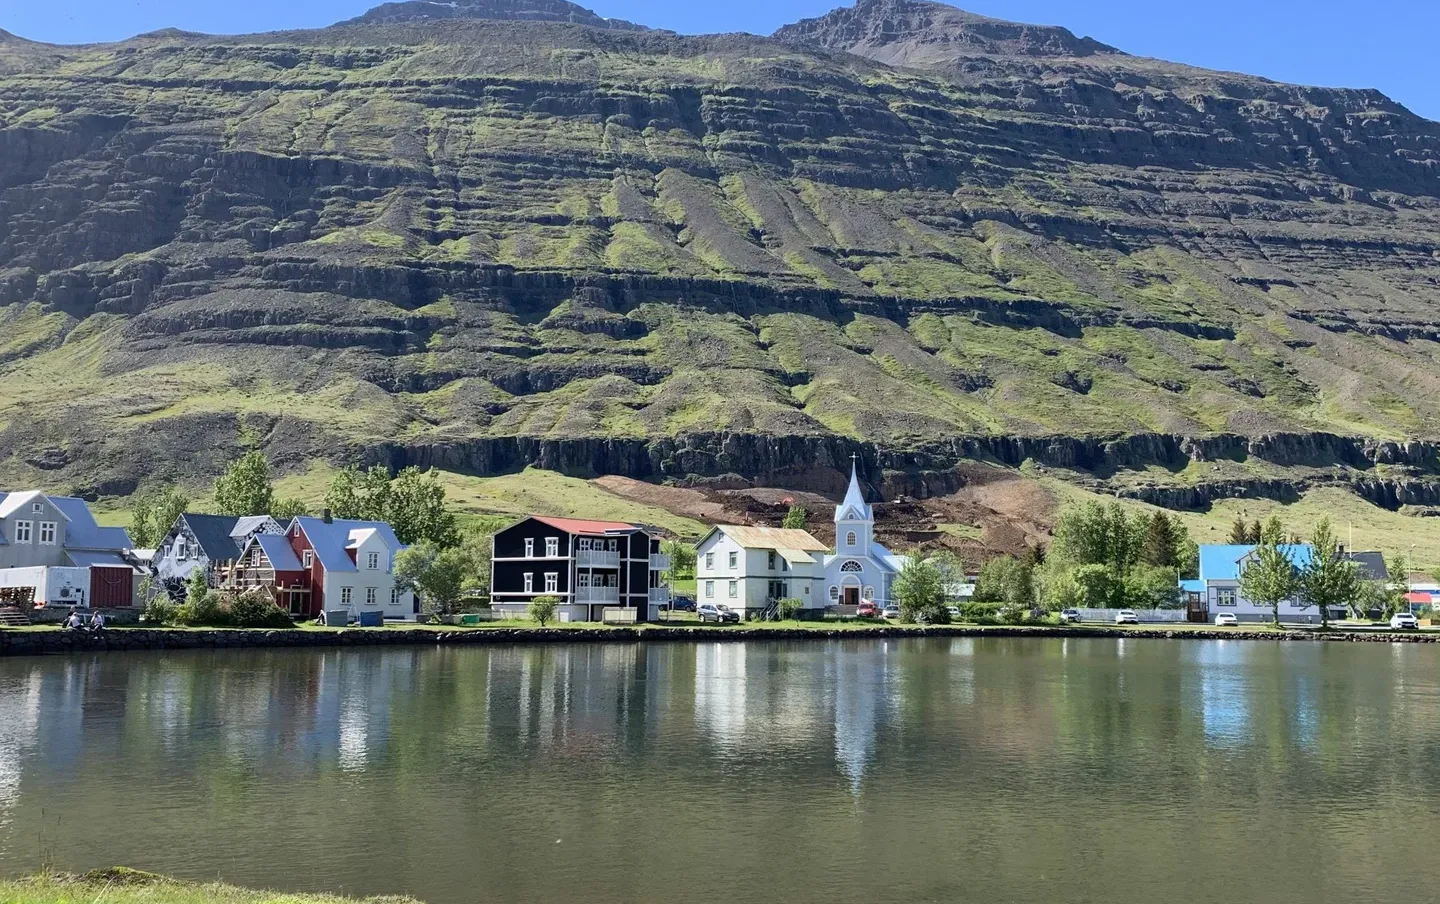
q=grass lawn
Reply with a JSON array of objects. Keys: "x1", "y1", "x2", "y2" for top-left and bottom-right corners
[{"x1": 0, "y1": 870, "x2": 420, "y2": 904}]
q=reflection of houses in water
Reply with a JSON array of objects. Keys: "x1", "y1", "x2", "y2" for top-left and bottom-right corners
[
  {"x1": 829, "y1": 642, "x2": 896, "y2": 791},
  {"x1": 0, "y1": 666, "x2": 41, "y2": 839},
  {"x1": 487, "y1": 644, "x2": 650, "y2": 757},
  {"x1": 1194, "y1": 642, "x2": 1251, "y2": 747},
  {"x1": 694, "y1": 643, "x2": 749, "y2": 751}
]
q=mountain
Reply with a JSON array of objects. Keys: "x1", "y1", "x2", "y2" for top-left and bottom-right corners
[
  {"x1": 2, "y1": 0, "x2": 1440, "y2": 517},
  {"x1": 340, "y1": 0, "x2": 645, "y2": 30}
]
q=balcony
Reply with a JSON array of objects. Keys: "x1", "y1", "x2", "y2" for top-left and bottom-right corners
[
  {"x1": 576, "y1": 549, "x2": 621, "y2": 568},
  {"x1": 575, "y1": 584, "x2": 620, "y2": 604},
  {"x1": 650, "y1": 553, "x2": 671, "y2": 572},
  {"x1": 649, "y1": 587, "x2": 670, "y2": 605}
]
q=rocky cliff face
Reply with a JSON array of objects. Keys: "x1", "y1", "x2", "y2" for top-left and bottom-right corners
[{"x1": 1, "y1": 0, "x2": 1440, "y2": 511}]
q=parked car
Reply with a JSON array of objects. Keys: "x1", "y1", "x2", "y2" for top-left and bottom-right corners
[
  {"x1": 947, "y1": 605, "x2": 961, "y2": 620},
  {"x1": 698, "y1": 603, "x2": 739, "y2": 624},
  {"x1": 857, "y1": 601, "x2": 880, "y2": 618},
  {"x1": 1059, "y1": 608, "x2": 1082, "y2": 624},
  {"x1": 670, "y1": 595, "x2": 697, "y2": 612},
  {"x1": 1214, "y1": 612, "x2": 1238, "y2": 627},
  {"x1": 1115, "y1": 610, "x2": 1140, "y2": 625},
  {"x1": 882, "y1": 605, "x2": 901, "y2": 620},
  {"x1": 1391, "y1": 612, "x2": 1419, "y2": 630}
]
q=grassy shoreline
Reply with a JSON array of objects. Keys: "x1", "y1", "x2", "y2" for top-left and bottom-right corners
[{"x1": 0, "y1": 869, "x2": 420, "y2": 904}]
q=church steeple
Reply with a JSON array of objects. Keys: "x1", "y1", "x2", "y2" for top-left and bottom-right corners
[{"x1": 835, "y1": 455, "x2": 872, "y2": 523}]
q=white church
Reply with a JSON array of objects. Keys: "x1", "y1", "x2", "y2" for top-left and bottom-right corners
[{"x1": 823, "y1": 461, "x2": 910, "y2": 608}]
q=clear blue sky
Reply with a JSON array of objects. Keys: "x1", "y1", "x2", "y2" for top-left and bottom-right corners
[{"x1": 4, "y1": 0, "x2": 1436, "y2": 121}]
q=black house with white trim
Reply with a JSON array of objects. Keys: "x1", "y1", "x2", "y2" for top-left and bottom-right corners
[{"x1": 490, "y1": 516, "x2": 668, "y2": 622}]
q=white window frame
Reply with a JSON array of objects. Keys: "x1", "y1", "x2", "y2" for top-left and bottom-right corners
[
  {"x1": 705, "y1": 580, "x2": 715, "y2": 598},
  {"x1": 728, "y1": 580, "x2": 738, "y2": 599},
  {"x1": 13, "y1": 521, "x2": 32, "y2": 544},
  {"x1": 728, "y1": 551, "x2": 737, "y2": 569},
  {"x1": 524, "y1": 538, "x2": 534, "y2": 558},
  {"x1": 705, "y1": 552, "x2": 714, "y2": 570},
  {"x1": 545, "y1": 537, "x2": 559, "y2": 557},
  {"x1": 38, "y1": 522, "x2": 57, "y2": 546},
  {"x1": 32, "y1": 502, "x2": 43, "y2": 514},
  {"x1": 545, "y1": 572, "x2": 558, "y2": 593},
  {"x1": 578, "y1": 573, "x2": 591, "y2": 588},
  {"x1": 366, "y1": 587, "x2": 377, "y2": 606},
  {"x1": 579, "y1": 538, "x2": 592, "y2": 551},
  {"x1": 367, "y1": 552, "x2": 379, "y2": 570},
  {"x1": 846, "y1": 531, "x2": 857, "y2": 548},
  {"x1": 524, "y1": 573, "x2": 534, "y2": 593},
  {"x1": 341, "y1": 587, "x2": 353, "y2": 605},
  {"x1": 302, "y1": 550, "x2": 314, "y2": 569},
  {"x1": 391, "y1": 588, "x2": 399, "y2": 606},
  {"x1": 829, "y1": 585, "x2": 839, "y2": 601},
  {"x1": 768, "y1": 551, "x2": 777, "y2": 570},
  {"x1": 1217, "y1": 589, "x2": 1237, "y2": 607}
]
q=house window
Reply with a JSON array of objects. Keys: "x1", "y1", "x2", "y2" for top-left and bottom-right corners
[
  {"x1": 341, "y1": 587, "x2": 353, "y2": 605},
  {"x1": 32, "y1": 502, "x2": 42, "y2": 513},
  {"x1": 250, "y1": 548, "x2": 261, "y2": 566},
  {"x1": 829, "y1": 585, "x2": 839, "y2": 601},
  {"x1": 846, "y1": 531, "x2": 857, "y2": 548},
  {"x1": 367, "y1": 552, "x2": 379, "y2": 570},
  {"x1": 705, "y1": 580, "x2": 715, "y2": 598},
  {"x1": 608, "y1": 539, "x2": 618, "y2": 552},
  {"x1": 13, "y1": 521, "x2": 32, "y2": 544},
  {"x1": 175, "y1": 537, "x2": 187, "y2": 559},
  {"x1": 302, "y1": 550, "x2": 314, "y2": 569},
  {"x1": 524, "y1": 538, "x2": 534, "y2": 558},
  {"x1": 1217, "y1": 590, "x2": 1237, "y2": 607},
  {"x1": 728, "y1": 580, "x2": 738, "y2": 598},
  {"x1": 768, "y1": 551, "x2": 777, "y2": 570},
  {"x1": 391, "y1": 588, "x2": 399, "y2": 606},
  {"x1": 545, "y1": 573, "x2": 558, "y2": 593},
  {"x1": 546, "y1": 537, "x2": 559, "y2": 557},
  {"x1": 524, "y1": 573, "x2": 534, "y2": 593},
  {"x1": 728, "y1": 551, "x2": 737, "y2": 569},
  {"x1": 579, "y1": 538, "x2": 592, "y2": 551},
  {"x1": 366, "y1": 587, "x2": 377, "y2": 606},
  {"x1": 578, "y1": 573, "x2": 591, "y2": 588},
  {"x1": 705, "y1": 552, "x2": 714, "y2": 570},
  {"x1": 39, "y1": 522, "x2": 56, "y2": 546}
]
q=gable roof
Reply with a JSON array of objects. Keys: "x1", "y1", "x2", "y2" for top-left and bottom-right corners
[
  {"x1": 0, "y1": 490, "x2": 65, "y2": 521},
  {"x1": 230, "y1": 515, "x2": 275, "y2": 539},
  {"x1": 293, "y1": 515, "x2": 404, "y2": 574},
  {"x1": 180, "y1": 514, "x2": 249, "y2": 562},
  {"x1": 530, "y1": 516, "x2": 642, "y2": 534},
  {"x1": 0, "y1": 491, "x2": 130, "y2": 551},
  {"x1": 1346, "y1": 551, "x2": 1388, "y2": 581},
  {"x1": 705, "y1": 524, "x2": 828, "y2": 553},
  {"x1": 255, "y1": 534, "x2": 303, "y2": 572},
  {"x1": 1200, "y1": 544, "x2": 1314, "y2": 581}
]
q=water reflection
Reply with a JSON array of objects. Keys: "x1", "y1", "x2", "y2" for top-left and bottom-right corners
[{"x1": 1, "y1": 639, "x2": 1439, "y2": 904}]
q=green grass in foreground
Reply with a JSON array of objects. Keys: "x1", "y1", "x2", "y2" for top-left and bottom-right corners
[{"x1": 0, "y1": 869, "x2": 420, "y2": 904}]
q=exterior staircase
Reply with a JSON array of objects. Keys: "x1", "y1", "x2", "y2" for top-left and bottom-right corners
[{"x1": 0, "y1": 606, "x2": 32, "y2": 627}]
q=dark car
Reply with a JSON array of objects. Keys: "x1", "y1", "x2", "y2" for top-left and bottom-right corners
[
  {"x1": 698, "y1": 603, "x2": 740, "y2": 624},
  {"x1": 670, "y1": 595, "x2": 697, "y2": 612}
]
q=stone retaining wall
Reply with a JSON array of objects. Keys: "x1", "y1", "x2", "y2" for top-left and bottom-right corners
[{"x1": 4, "y1": 625, "x2": 1440, "y2": 657}]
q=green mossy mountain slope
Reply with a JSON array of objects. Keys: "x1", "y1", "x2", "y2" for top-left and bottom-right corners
[{"x1": 3, "y1": 0, "x2": 1440, "y2": 508}]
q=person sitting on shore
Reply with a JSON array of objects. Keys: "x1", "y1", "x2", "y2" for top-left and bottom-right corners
[
  {"x1": 62, "y1": 608, "x2": 83, "y2": 631},
  {"x1": 88, "y1": 610, "x2": 106, "y2": 634}
]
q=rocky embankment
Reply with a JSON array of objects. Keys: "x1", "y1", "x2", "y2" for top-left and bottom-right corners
[{"x1": 5, "y1": 624, "x2": 1438, "y2": 657}]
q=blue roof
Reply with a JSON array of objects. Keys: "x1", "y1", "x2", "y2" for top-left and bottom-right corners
[
  {"x1": 294, "y1": 516, "x2": 403, "y2": 574},
  {"x1": 256, "y1": 534, "x2": 303, "y2": 572},
  {"x1": 45, "y1": 495, "x2": 131, "y2": 550},
  {"x1": 1198, "y1": 544, "x2": 1314, "y2": 581}
]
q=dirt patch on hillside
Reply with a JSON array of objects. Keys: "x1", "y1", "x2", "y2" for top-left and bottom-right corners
[{"x1": 593, "y1": 464, "x2": 1060, "y2": 563}]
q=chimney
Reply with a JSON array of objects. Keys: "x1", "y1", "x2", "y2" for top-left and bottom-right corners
[{"x1": 323, "y1": 508, "x2": 333, "y2": 524}]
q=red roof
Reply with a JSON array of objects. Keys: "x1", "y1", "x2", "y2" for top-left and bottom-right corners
[
  {"x1": 1404, "y1": 592, "x2": 1432, "y2": 604},
  {"x1": 531, "y1": 516, "x2": 640, "y2": 534}
]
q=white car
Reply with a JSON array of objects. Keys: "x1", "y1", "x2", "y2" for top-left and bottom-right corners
[
  {"x1": 1215, "y1": 612, "x2": 1238, "y2": 627},
  {"x1": 882, "y1": 606, "x2": 901, "y2": 620},
  {"x1": 1391, "y1": 612, "x2": 1419, "y2": 630},
  {"x1": 1059, "y1": 608, "x2": 1082, "y2": 624},
  {"x1": 1115, "y1": 610, "x2": 1139, "y2": 625}
]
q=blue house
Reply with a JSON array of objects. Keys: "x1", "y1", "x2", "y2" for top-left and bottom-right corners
[{"x1": 1192, "y1": 543, "x2": 1345, "y2": 624}]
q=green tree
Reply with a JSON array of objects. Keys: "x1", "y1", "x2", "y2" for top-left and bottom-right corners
[
  {"x1": 459, "y1": 527, "x2": 494, "y2": 597},
  {"x1": 1127, "y1": 565, "x2": 1183, "y2": 610},
  {"x1": 1228, "y1": 516, "x2": 1251, "y2": 545},
  {"x1": 1069, "y1": 563, "x2": 1119, "y2": 609},
  {"x1": 1298, "y1": 519, "x2": 1360, "y2": 629},
  {"x1": 1178, "y1": 537, "x2": 1200, "y2": 580},
  {"x1": 1140, "y1": 511, "x2": 1183, "y2": 568},
  {"x1": 1259, "y1": 515, "x2": 1287, "y2": 545},
  {"x1": 529, "y1": 595, "x2": 560, "y2": 626},
  {"x1": 271, "y1": 497, "x2": 310, "y2": 522},
  {"x1": 213, "y1": 451, "x2": 275, "y2": 517},
  {"x1": 325, "y1": 465, "x2": 458, "y2": 547},
  {"x1": 395, "y1": 542, "x2": 470, "y2": 618},
  {"x1": 662, "y1": 538, "x2": 696, "y2": 581},
  {"x1": 975, "y1": 556, "x2": 1034, "y2": 611},
  {"x1": 1050, "y1": 502, "x2": 1143, "y2": 573},
  {"x1": 781, "y1": 505, "x2": 807, "y2": 530},
  {"x1": 129, "y1": 486, "x2": 190, "y2": 548},
  {"x1": 894, "y1": 558, "x2": 948, "y2": 624},
  {"x1": 1239, "y1": 540, "x2": 1299, "y2": 627},
  {"x1": 777, "y1": 597, "x2": 805, "y2": 621}
]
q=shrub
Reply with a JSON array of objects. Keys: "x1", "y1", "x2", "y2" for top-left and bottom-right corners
[
  {"x1": 957, "y1": 603, "x2": 1001, "y2": 625},
  {"x1": 228, "y1": 591, "x2": 294, "y2": 629},
  {"x1": 777, "y1": 597, "x2": 805, "y2": 621},
  {"x1": 529, "y1": 595, "x2": 560, "y2": 626},
  {"x1": 141, "y1": 596, "x2": 178, "y2": 626}
]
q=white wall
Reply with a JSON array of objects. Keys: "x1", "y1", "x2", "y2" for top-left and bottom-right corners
[
  {"x1": 695, "y1": 533, "x2": 823, "y2": 611},
  {"x1": 0, "y1": 566, "x2": 90, "y2": 606},
  {"x1": 322, "y1": 533, "x2": 415, "y2": 620}
]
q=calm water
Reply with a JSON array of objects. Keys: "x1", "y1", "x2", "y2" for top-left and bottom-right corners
[{"x1": 2, "y1": 638, "x2": 1439, "y2": 903}]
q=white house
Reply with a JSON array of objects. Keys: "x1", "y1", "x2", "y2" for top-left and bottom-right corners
[
  {"x1": 1196, "y1": 543, "x2": 1345, "y2": 624},
  {"x1": 822, "y1": 463, "x2": 909, "y2": 607},
  {"x1": 694, "y1": 525, "x2": 828, "y2": 616}
]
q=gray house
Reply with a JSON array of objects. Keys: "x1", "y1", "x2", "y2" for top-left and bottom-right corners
[
  {"x1": 0, "y1": 490, "x2": 137, "y2": 607},
  {"x1": 154, "y1": 514, "x2": 283, "y2": 587}
]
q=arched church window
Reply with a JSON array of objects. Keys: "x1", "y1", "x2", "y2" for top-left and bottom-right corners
[
  {"x1": 829, "y1": 585, "x2": 839, "y2": 601},
  {"x1": 863, "y1": 586, "x2": 875, "y2": 600},
  {"x1": 846, "y1": 531, "x2": 857, "y2": 548},
  {"x1": 840, "y1": 560, "x2": 862, "y2": 573}
]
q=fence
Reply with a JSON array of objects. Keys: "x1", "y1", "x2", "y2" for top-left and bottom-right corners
[{"x1": 1074, "y1": 608, "x2": 1188, "y2": 624}]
